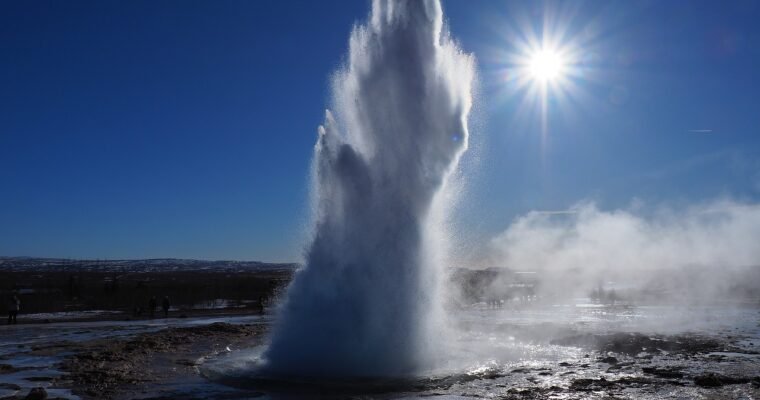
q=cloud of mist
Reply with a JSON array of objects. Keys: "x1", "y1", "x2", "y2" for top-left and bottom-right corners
[{"x1": 487, "y1": 199, "x2": 760, "y2": 302}]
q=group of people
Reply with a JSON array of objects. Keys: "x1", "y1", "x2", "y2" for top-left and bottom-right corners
[
  {"x1": 148, "y1": 296, "x2": 172, "y2": 318},
  {"x1": 135, "y1": 295, "x2": 171, "y2": 318},
  {"x1": 7, "y1": 293, "x2": 174, "y2": 324}
]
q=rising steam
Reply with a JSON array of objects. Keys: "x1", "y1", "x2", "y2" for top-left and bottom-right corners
[
  {"x1": 488, "y1": 199, "x2": 760, "y2": 302},
  {"x1": 263, "y1": 0, "x2": 474, "y2": 377}
]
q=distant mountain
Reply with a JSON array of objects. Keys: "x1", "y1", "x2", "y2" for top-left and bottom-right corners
[{"x1": 0, "y1": 257, "x2": 298, "y2": 273}]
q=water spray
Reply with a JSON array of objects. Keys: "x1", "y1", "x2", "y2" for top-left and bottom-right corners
[{"x1": 263, "y1": 0, "x2": 474, "y2": 377}]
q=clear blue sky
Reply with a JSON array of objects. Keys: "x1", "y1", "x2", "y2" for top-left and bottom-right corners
[{"x1": 2, "y1": 1, "x2": 758, "y2": 262}]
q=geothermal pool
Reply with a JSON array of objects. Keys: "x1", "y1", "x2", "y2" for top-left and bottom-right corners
[{"x1": 1, "y1": 303, "x2": 758, "y2": 399}]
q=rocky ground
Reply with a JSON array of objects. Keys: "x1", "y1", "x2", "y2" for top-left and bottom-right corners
[
  {"x1": 2, "y1": 307, "x2": 759, "y2": 399},
  {"x1": 0, "y1": 322, "x2": 266, "y2": 400},
  {"x1": 55, "y1": 323, "x2": 266, "y2": 399},
  {"x1": 201, "y1": 323, "x2": 760, "y2": 399},
  {"x1": 488, "y1": 332, "x2": 760, "y2": 399},
  {"x1": 54, "y1": 329, "x2": 760, "y2": 399}
]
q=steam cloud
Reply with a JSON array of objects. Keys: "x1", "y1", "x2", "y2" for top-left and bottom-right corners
[
  {"x1": 264, "y1": 0, "x2": 474, "y2": 377},
  {"x1": 487, "y1": 199, "x2": 760, "y2": 301}
]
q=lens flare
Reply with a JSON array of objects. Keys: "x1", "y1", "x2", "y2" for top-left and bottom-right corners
[{"x1": 528, "y1": 49, "x2": 565, "y2": 82}]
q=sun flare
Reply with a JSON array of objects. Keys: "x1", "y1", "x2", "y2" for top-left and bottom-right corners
[{"x1": 528, "y1": 49, "x2": 565, "y2": 82}]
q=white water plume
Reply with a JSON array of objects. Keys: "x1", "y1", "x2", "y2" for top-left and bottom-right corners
[{"x1": 263, "y1": 0, "x2": 474, "y2": 377}]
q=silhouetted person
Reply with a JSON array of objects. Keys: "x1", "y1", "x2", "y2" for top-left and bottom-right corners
[
  {"x1": 258, "y1": 296, "x2": 265, "y2": 313},
  {"x1": 149, "y1": 296, "x2": 157, "y2": 318},
  {"x1": 7, "y1": 294, "x2": 20, "y2": 324},
  {"x1": 68, "y1": 275, "x2": 80, "y2": 300},
  {"x1": 162, "y1": 296, "x2": 170, "y2": 318}
]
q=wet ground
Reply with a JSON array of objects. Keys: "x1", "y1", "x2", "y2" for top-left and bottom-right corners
[
  {"x1": 0, "y1": 315, "x2": 271, "y2": 399},
  {"x1": 1, "y1": 303, "x2": 759, "y2": 399}
]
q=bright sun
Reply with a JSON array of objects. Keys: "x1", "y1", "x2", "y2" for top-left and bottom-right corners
[{"x1": 528, "y1": 49, "x2": 565, "y2": 82}]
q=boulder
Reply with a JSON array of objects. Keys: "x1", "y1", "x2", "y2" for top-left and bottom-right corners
[{"x1": 25, "y1": 387, "x2": 48, "y2": 400}]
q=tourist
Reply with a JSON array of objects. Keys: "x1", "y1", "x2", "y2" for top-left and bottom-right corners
[
  {"x1": 7, "y1": 294, "x2": 20, "y2": 324},
  {"x1": 149, "y1": 296, "x2": 157, "y2": 318},
  {"x1": 162, "y1": 296, "x2": 171, "y2": 318}
]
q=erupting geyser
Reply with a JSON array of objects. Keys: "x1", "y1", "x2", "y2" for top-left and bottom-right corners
[{"x1": 263, "y1": 0, "x2": 474, "y2": 377}]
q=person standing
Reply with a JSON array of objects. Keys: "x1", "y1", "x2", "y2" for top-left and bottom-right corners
[
  {"x1": 162, "y1": 296, "x2": 171, "y2": 318},
  {"x1": 257, "y1": 296, "x2": 265, "y2": 314},
  {"x1": 7, "y1": 294, "x2": 20, "y2": 324},
  {"x1": 149, "y1": 296, "x2": 157, "y2": 318}
]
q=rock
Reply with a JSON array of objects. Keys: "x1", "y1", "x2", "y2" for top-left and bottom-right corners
[
  {"x1": 25, "y1": 387, "x2": 47, "y2": 400},
  {"x1": 616, "y1": 376, "x2": 653, "y2": 385},
  {"x1": 599, "y1": 356, "x2": 618, "y2": 364},
  {"x1": 642, "y1": 367, "x2": 684, "y2": 379},
  {"x1": 569, "y1": 378, "x2": 594, "y2": 390},
  {"x1": 694, "y1": 373, "x2": 723, "y2": 387},
  {"x1": 24, "y1": 377, "x2": 53, "y2": 382},
  {"x1": 569, "y1": 378, "x2": 615, "y2": 390},
  {"x1": 0, "y1": 383, "x2": 21, "y2": 391},
  {"x1": 693, "y1": 373, "x2": 750, "y2": 387},
  {"x1": 0, "y1": 364, "x2": 17, "y2": 374},
  {"x1": 606, "y1": 361, "x2": 634, "y2": 372}
]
